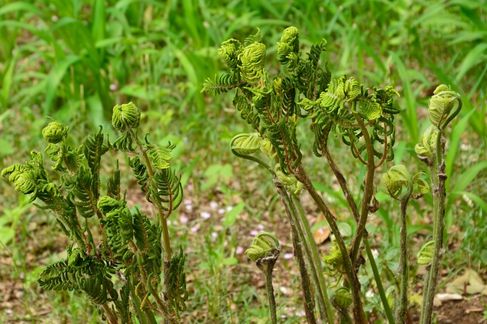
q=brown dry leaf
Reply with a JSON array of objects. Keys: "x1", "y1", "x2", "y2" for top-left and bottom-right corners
[
  {"x1": 446, "y1": 269, "x2": 485, "y2": 295},
  {"x1": 313, "y1": 227, "x2": 331, "y2": 245}
]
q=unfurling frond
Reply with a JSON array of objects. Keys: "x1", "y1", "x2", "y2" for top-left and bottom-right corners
[
  {"x1": 38, "y1": 249, "x2": 115, "y2": 305},
  {"x1": 277, "y1": 26, "x2": 299, "y2": 64},
  {"x1": 166, "y1": 248, "x2": 188, "y2": 313},
  {"x1": 148, "y1": 145, "x2": 172, "y2": 170},
  {"x1": 129, "y1": 156, "x2": 149, "y2": 193},
  {"x1": 84, "y1": 127, "x2": 109, "y2": 199},
  {"x1": 415, "y1": 126, "x2": 439, "y2": 164},
  {"x1": 69, "y1": 166, "x2": 98, "y2": 218},
  {"x1": 218, "y1": 38, "x2": 241, "y2": 69},
  {"x1": 113, "y1": 132, "x2": 136, "y2": 152},
  {"x1": 112, "y1": 102, "x2": 141, "y2": 132},
  {"x1": 202, "y1": 72, "x2": 241, "y2": 95},
  {"x1": 230, "y1": 133, "x2": 262, "y2": 155},
  {"x1": 381, "y1": 165, "x2": 430, "y2": 200},
  {"x1": 151, "y1": 168, "x2": 183, "y2": 217},
  {"x1": 245, "y1": 232, "x2": 280, "y2": 262},
  {"x1": 42, "y1": 121, "x2": 68, "y2": 144},
  {"x1": 239, "y1": 42, "x2": 266, "y2": 83},
  {"x1": 380, "y1": 165, "x2": 411, "y2": 200},
  {"x1": 428, "y1": 84, "x2": 461, "y2": 129}
]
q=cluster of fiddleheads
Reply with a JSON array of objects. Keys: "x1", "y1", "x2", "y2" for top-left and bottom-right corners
[
  {"x1": 205, "y1": 26, "x2": 461, "y2": 324},
  {"x1": 2, "y1": 102, "x2": 186, "y2": 323}
]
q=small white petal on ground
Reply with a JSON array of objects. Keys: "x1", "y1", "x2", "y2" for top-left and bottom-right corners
[
  {"x1": 200, "y1": 211, "x2": 211, "y2": 220},
  {"x1": 283, "y1": 253, "x2": 294, "y2": 260}
]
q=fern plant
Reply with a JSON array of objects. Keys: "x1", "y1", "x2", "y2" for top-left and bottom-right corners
[
  {"x1": 204, "y1": 27, "x2": 463, "y2": 323},
  {"x1": 2, "y1": 103, "x2": 186, "y2": 323}
]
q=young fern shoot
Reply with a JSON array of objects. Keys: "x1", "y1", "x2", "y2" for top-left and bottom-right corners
[
  {"x1": 381, "y1": 165, "x2": 429, "y2": 323},
  {"x1": 245, "y1": 232, "x2": 281, "y2": 324},
  {"x1": 417, "y1": 85, "x2": 462, "y2": 324}
]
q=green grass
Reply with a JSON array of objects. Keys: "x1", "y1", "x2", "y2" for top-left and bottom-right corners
[{"x1": 0, "y1": 0, "x2": 486, "y2": 322}]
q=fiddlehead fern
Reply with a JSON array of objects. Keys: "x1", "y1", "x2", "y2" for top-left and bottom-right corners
[
  {"x1": 151, "y1": 168, "x2": 183, "y2": 217},
  {"x1": 42, "y1": 121, "x2": 68, "y2": 144},
  {"x1": 112, "y1": 102, "x2": 140, "y2": 132},
  {"x1": 239, "y1": 42, "x2": 266, "y2": 84}
]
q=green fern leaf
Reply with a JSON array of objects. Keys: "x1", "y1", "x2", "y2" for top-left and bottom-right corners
[{"x1": 151, "y1": 168, "x2": 183, "y2": 216}]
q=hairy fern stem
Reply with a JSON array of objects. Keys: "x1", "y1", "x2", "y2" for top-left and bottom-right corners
[
  {"x1": 322, "y1": 142, "x2": 394, "y2": 323},
  {"x1": 396, "y1": 196, "x2": 410, "y2": 323},
  {"x1": 276, "y1": 184, "x2": 317, "y2": 324},
  {"x1": 420, "y1": 133, "x2": 447, "y2": 324},
  {"x1": 290, "y1": 193, "x2": 335, "y2": 323},
  {"x1": 295, "y1": 166, "x2": 366, "y2": 323}
]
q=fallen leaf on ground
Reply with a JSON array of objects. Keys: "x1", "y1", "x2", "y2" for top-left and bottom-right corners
[
  {"x1": 313, "y1": 227, "x2": 331, "y2": 244},
  {"x1": 446, "y1": 269, "x2": 485, "y2": 295}
]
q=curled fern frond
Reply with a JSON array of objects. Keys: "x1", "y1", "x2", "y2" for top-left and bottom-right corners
[
  {"x1": 112, "y1": 102, "x2": 141, "y2": 132},
  {"x1": 275, "y1": 167, "x2": 303, "y2": 195},
  {"x1": 202, "y1": 72, "x2": 241, "y2": 95},
  {"x1": 166, "y1": 248, "x2": 188, "y2": 313},
  {"x1": 39, "y1": 250, "x2": 115, "y2": 305},
  {"x1": 129, "y1": 156, "x2": 149, "y2": 193},
  {"x1": 69, "y1": 166, "x2": 98, "y2": 218},
  {"x1": 230, "y1": 133, "x2": 262, "y2": 155},
  {"x1": 148, "y1": 145, "x2": 173, "y2": 170},
  {"x1": 1, "y1": 163, "x2": 37, "y2": 194},
  {"x1": 113, "y1": 132, "x2": 135, "y2": 152},
  {"x1": 151, "y1": 168, "x2": 183, "y2": 217},
  {"x1": 428, "y1": 84, "x2": 461, "y2": 129},
  {"x1": 323, "y1": 242, "x2": 345, "y2": 275},
  {"x1": 42, "y1": 121, "x2": 68, "y2": 144},
  {"x1": 233, "y1": 91, "x2": 260, "y2": 130},
  {"x1": 415, "y1": 126, "x2": 439, "y2": 164},
  {"x1": 380, "y1": 165, "x2": 411, "y2": 200},
  {"x1": 218, "y1": 38, "x2": 241, "y2": 69},
  {"x1": 277, "y1": 26, "x2": 299, "y2": 64},
  {"x1": 239, "y1": 42, "x2": 266, "y2": 83},
  {"x1": 245, "y1": 232, "x2": 280, "y2": 262}
]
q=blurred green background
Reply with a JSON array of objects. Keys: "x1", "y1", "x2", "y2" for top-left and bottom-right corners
[{"x1": 0, "y1": 0, "x2": 486, "y2": 322}]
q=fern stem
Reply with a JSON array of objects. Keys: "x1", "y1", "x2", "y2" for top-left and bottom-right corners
[
  {"x1": 322, "y1": 142, "x2": 394, "y2": 323},
  {"x1": 101, "y1": 303, "x2": 118, "y2": 324},
  {"x1": 258, "y1": 260, "x2": 278, "y2": 324},
  {"x1": 131, "y1": 130, "x2": 175, "y2": 322},
  {"x1": 296, "y1": 166, "x2": 366, "y2": 323},
  {"x1": 129, "y1": 281, "x2": 150, "y2": 324},
  {"x1": 350, "y1": 117, "x2": 375, "y2": 266},
  {"x1": 265, "y1": 265, "x2": 278, "y2": 324},
  {"x1": 420, "y1": 131, "x2": 447, "y2": 324},
  {"x1": 396, "y1": 196, "x2": 410, "y2": 323},
  {"x1": 276, "y1": 184, "x2": 318, "y2": 323},
  {"x1": 364, "y1": 239, "x2": 393, "y2": 323},
  {"x1": 131, "y1": 129, "x2": 173, "y2": 262},
  {"x1": 290, "y1": 193, "x2": 335, "y2": 323}
]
